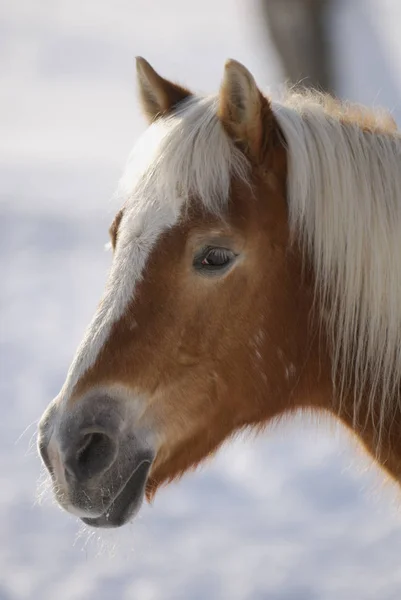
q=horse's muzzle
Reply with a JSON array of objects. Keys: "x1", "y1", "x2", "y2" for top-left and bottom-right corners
[{"x1": 37, "y1": 392, "x2": 155, "y2": 528}]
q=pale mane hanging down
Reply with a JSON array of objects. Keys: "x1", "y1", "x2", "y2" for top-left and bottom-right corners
[
  {"x1": 119, "y1": 95, "x2": 250, "y2": 216},
  {"x1": 273, "y1": 93, "x2": 401, "y2": 447}
]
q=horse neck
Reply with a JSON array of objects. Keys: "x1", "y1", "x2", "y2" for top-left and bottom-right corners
[
  {"x1": 275, "y1": 239, "x2": 401, "y2": 486},
  {"x1": 277, "y1": 110, "x2": 401, "y2": 481}
]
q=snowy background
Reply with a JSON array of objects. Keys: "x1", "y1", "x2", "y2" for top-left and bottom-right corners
[{"x1": 3, "y1": 1, "x2": 401, "y2": 598}]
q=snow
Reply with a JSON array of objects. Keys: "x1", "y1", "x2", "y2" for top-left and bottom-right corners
[{"x1": 2, "y1": 0, "x2": 401, "y2": 598}]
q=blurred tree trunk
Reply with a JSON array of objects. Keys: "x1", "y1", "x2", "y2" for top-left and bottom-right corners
[{"x1": 259, "y1": 0, "x2": 335, "y2": 94}]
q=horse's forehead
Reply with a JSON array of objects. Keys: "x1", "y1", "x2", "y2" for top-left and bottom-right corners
[
  {"x1": 120, "y1": 193, "x2": 179, "y2": 243},
  {"x1": 61, "y1": 194, "x2": 182, "y2": 400}
]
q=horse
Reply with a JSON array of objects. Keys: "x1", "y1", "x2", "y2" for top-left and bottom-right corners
[{"x1": 37, "y1": 57, "x2": 401, "y2": 528}]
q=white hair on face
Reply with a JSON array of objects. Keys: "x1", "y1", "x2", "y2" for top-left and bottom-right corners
[
  {"x1": 61, "y1": 96, "x2": 250, "y2": 399},
  {"x1": 273, "y1": 93, "x2": 401, "y2": 448}
]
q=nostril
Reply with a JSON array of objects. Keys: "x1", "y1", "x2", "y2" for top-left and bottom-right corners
[
  {"x1": 77, "y1": 432, "x2": 111, "y2": 472},
  {"x1": 66, "y1": 431, "x2": 118, "y2": 482}
]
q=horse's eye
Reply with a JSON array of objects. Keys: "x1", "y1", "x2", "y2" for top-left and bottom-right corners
[{"x1": 194, "y1": 247, "x2": 236, "y2": 273}]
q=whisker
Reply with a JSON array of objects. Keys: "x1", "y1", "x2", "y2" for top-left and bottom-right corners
[
  {"x1": 25, "y1": 429, "x2": 40, "y2": 457},
  {"x1": 15, "y1": 418, "x2": 39, "y2": 446}
]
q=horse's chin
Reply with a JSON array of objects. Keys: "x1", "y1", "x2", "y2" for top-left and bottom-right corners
[{"x1": 81, "y1": 458, "x2": 152, "y2": 528}]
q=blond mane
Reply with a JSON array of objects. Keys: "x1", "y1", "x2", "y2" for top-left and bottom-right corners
[{"x1": 273, "y1": 92, "x2": 401, "y2": 448}]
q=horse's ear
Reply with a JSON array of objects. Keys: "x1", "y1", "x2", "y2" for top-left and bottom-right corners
[
  {"x1": 218, "y1": 59, "x2": 273, "y2": 161},
  {"x1": 136, "y1": 57, "x2": 192, "y2": 122}
]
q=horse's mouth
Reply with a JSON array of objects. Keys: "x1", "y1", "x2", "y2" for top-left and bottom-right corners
[{"x1": 81, "y1": 458, "x2": 153, "y2": 528}]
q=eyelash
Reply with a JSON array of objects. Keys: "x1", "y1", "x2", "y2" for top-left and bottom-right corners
[{"x1": 194, "y1": 247, "x2": 236, "y2": 272}]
